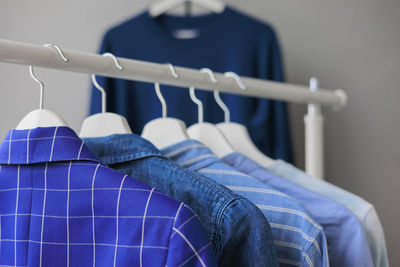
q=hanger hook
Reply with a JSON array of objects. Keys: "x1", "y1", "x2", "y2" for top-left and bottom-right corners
[
  {"x1": 200, "y1": 68, "x2": 231, "y2": 123},
  {"x1": 154, "y1": 63, "x2": 179, "y2": 118},
  {"x1": 190, "y1": 67, "x2": 219, "y2": 124},
  {"x1": 102, "y1": 52, "x2": 123, "y2": 70},
  {"x1": 29, "y1": 44, "x2": 69, "y2": 110},
  {"x1": 29, "y1": 66, "x2": 45, "y2": 110},
  {"x1": 224, "y1": 71, "x2": 247, "y2": 90},
  {"x1": 200, "y1": 68, "x2": 218, "y2": 83},
  {"x1": 167, "y1": 63, "x2": 179, "y2": 79},
  {"x1": 189, "y1": 86, "x2": 204, "y2": 123},
  {"x1": 43, "y1": 44, "x2": 69, "y2": 62},
  {"x1": 220, "y1": 71, "x2": 247, "y2": 123},
  {"x1": 92, "y1": 53, "x2": 123, "y2": 113}
]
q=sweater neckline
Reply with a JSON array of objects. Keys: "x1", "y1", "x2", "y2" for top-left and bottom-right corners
[{"x1": 143, "y1": 6, "x2": 234, "y2": 44}]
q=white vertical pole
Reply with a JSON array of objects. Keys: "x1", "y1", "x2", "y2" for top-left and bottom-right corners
[{"x1": 304, "y1": 78, "x2": 325, "y2": 179}]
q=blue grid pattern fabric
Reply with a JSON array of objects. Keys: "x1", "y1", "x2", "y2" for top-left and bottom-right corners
[
  {"x1": 161, "y1": 140, "x2": 329, "y2": 267},
  {"x1": 0, "y1": 127, "x2": 216, "y2": 267}
]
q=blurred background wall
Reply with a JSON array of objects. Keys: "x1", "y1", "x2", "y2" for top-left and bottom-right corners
[{"x1": 0, "y1": 0, "x2": 399, "y2": 264}]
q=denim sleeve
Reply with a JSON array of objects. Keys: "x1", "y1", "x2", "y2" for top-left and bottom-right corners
[
  {"x1": 166, "y1": 204, "x2": 217, "y2": 267},
  {"x1": 219, "y1": 197, "x2": 278, "y2": 267}
]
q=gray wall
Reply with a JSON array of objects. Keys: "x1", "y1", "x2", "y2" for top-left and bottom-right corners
[{"x1": 0, "y1": 0, "x2": 399, "y2": 264}]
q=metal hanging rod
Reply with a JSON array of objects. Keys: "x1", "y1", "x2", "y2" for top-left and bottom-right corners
[{"x1": 0, "y1": 39, "x2": 347, "y2": 109}]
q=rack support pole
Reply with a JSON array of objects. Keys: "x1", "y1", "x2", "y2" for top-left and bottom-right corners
[{"x1": 304, "y1": 78, "x2": 324, "y2": 179}]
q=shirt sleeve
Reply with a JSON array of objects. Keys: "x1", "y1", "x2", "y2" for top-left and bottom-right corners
[
  {"x1": 218, "y1": 198, "x2": 278, "y2": 267},
  {"x1": 248, "y1": 26, "x2": 293, "y2": 162},
  {"x1": 166, "y1": 204, "x2": 217, "y2": 267}
]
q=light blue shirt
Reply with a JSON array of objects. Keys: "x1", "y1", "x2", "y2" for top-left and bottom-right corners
[
  {"x1": 223, "y1": 153, "x2": 374, "y2": 267},
  {"x1": 162, "y1": 140, "x2": 329, "y2": 267},
  {"x1": 268, "y1": 160, "x2": 389, "y2": 267}
]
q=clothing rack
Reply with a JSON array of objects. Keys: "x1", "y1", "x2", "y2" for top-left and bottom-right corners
[{"x1": 0, "y1": 38, "x2": 348, "y2": 179}]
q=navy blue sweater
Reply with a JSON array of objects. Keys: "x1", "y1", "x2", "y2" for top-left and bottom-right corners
[{"x1": 90, "y1": 6, "x2": 292, "y2": 162}]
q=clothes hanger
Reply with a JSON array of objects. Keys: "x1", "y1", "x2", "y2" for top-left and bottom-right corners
[
  {"x1": 16, "y1": 44, "x2": 68, "y2": 130},
  {"x1": 216, "y1": 71, "x2": 275, "y2": 167},
  {"x1": 141, "y1": 64, "x2": 190, "y2": 149},
  {"x1": 79, "y1": 53, "x2": 132, "y2": 138},
  {"x1": 187, "y1": 68, "x2": 234, "y2": 157},
  {"x1": 149, "y1": 0, "x2": 225, "y2": 17}
]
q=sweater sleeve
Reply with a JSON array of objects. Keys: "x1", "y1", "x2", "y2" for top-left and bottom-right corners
[
  {"x1": 166, "y1": 204, "x2": 217, "y2": 267},
  {"x1": 248, "y1": 27, "x2": 293, "y2": 162}
]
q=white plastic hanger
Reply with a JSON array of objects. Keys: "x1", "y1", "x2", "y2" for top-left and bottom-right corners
[
  {"x1": 79, "y1": 53, "x2": 132, "y2": 138},
  {"x1": 187, "y1": 68, "x2": 234, "y2": 157},
  {"x1": 216, "y1": 71, "x2": 275, "y2": 167},
  {"x1": 149, "y1": 0, "x2": 225, "y2": 17},
  {"x1": 16, "y1": 44, "x2": 68, "y2": 130},
  {"x1": 141, "y1": 64, "x2": 190, "y2": 149}
]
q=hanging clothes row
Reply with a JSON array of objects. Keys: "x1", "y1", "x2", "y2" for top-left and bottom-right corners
[
  {"x1": 84, "y1": 3, "x2": 388, "y2": 265},
  {"x1": 0, "y1": 33, "x2": 388, "y2": 267}
]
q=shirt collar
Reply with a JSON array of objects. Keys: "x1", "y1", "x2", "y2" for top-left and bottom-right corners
[
  {"x1": 0, "y1": 127, "x2": 101, "y2": 165},
  {"x1": 82, "y1": 133, "x2": 164, "y2": 165},
  {"x1": 161, "y1": 140, "x2": 220, "y2": 170}
]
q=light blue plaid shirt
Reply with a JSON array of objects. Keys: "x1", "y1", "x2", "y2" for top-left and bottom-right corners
[
  {"x1": 268, "y1": 160, "x2": 389, "y2": 267},
  {"x1": 162, "y1": 140, "x2": 329, "y2": 267},
  {"x1": 0, "y1": 127, "x2": 217, "y2": 267}
]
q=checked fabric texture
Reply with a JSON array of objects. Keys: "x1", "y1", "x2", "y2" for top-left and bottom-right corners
[{"x1": 0, "y1": 127, "x2": 216, "y2": 267}]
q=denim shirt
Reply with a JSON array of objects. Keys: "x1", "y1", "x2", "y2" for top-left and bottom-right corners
[
  {"x1": 223, "y1": 153, "x2": 374, "y2": 267},
  {"x1": 162, "y1": 140, "x2": 329, "y2": 267},
  {"x1": 83, "y1": 134, "x2": 278, "y2": 267},
  {"x1": 0, "y1": 127, "x2": 217, "y2": 267},
  {"x1": 268, "y1": 160, "x2": 389, "y2": 267}
]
